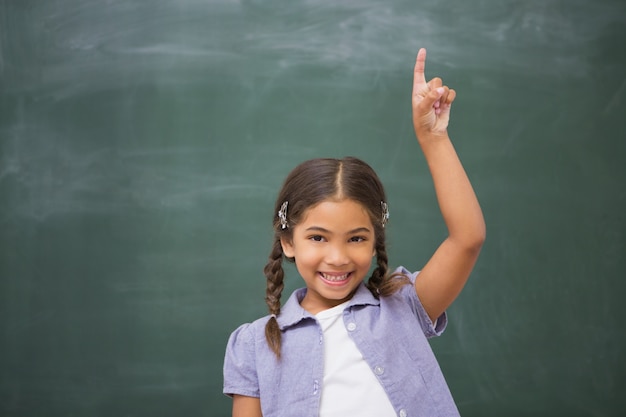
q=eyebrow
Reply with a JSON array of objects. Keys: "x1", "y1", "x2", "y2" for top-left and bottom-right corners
[{"x1": 305, "y1": 226, "x2": 372, "y2": 235}]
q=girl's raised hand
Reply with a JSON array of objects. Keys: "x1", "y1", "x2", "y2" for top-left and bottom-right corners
[{"x1": 412, "y1": 48, "x2": 456, "y2": 140}]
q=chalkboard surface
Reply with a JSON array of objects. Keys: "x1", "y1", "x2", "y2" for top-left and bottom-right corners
[{"x1": 1, "y1": 1, "x2": 625, "y2": 416}]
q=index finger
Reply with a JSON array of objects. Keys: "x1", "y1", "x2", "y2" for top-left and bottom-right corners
[{"x1": 413, "y1": 48, "x2": 427, "y2": 88}]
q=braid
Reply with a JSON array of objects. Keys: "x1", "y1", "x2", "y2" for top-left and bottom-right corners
[
  {"x1": 366, "y1": 240, "x2": 410, "y2": 298},
  {"x1": 263, "y1": 237, "x2": 285, "y2": 358},
  {"x1": 366, "y1": 240, "x2": 387, "y2": 297}
]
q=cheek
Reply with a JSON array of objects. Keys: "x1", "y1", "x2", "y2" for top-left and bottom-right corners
[
  {"x1": 292, "y1": 247, "x2": 319, "y2": 267},
  {"x1": 355, "y1": 249, "x2": 376, "y2": 267}
]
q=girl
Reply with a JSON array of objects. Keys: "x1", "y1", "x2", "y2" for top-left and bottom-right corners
[{"x1": 223, "y1": 48, "x2": 486, "y2": 417}]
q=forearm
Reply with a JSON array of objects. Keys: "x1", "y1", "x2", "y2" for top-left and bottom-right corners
[{"x1": 418, "y1": 134, "x2": 486, "y2": 249}]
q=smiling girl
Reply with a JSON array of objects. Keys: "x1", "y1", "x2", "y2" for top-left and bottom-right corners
[{"x1": 223, "y1": 48, "x2": 486, "y2": 417}]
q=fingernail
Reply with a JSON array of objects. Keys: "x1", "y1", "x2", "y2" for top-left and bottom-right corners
[{"x1": 436, "y1": 87, "x2": 444, "y2": 95}]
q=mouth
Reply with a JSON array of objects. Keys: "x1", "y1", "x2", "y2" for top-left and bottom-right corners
[{"x1": 318, "y1": 271, "x2": 352, "y2": 286}]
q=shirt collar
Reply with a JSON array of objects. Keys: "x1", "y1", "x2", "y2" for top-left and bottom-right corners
[{"x1": 276, "y1": 282, "x2": 380, "y2": 330}]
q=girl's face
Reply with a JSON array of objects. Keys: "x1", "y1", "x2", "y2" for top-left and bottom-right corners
[{"x1": 280, "y1": 199, "x2": 376, "y2": 314}]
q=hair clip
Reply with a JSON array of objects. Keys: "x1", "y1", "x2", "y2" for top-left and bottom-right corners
[
  {"x1": 381, "y1": 201, "x2": 390, "y2": 228},
  {"x1": 278, "y1": 201, "x2": 289, "y2": 230}
]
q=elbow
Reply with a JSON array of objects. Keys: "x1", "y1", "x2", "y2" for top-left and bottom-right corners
[
  {"x1": 471, "y1": 235, "x2": 486, "y2": 255},
  {"x1": 471, "y1": 224, "x2": 486, "y2": 253},
  {"x1": 461, "y1": 224, "x2": 486, "y2": 254},
  {"x1": 449, "y1": 217, "x2": 486, "y2": 254}
]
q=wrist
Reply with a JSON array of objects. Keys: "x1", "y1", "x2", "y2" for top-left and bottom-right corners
[{"x1": 415, "y1": 131, "x2": 450, "y2": 146}]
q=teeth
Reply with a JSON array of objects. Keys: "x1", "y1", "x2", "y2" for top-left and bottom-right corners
[{"x1": 322, "y1": 273, "x2": 349, "y2": 282}]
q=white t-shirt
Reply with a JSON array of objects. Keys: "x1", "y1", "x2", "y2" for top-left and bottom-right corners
[{"x1": 315, "y1": 301, "x2": 397, "y2": 417}]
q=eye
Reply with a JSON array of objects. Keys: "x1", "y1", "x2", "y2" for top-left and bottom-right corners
[
  {"x1": 309, "y1": 235, "x2": 325, "y2": 242},
  {"x1": 349, "y1": 236, "x2": 367, "y2": 243}
]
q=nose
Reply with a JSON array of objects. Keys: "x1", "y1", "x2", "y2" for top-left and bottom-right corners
[{"x1": 325, "y1": 242, "x2": 350, "y2": 266}]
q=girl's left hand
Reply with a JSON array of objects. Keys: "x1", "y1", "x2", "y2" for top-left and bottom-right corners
[{"x1": 412, "y1": 48, "x2": 456, "y2": 140}]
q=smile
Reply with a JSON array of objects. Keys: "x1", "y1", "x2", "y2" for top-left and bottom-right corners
[{"x1": 319, "y1": 272, "x2": 352, "y2": 284}]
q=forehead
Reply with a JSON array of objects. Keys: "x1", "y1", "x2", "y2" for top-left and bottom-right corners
[{"x1": 299, "y1": 199, "x2": 373, "y2": 228}]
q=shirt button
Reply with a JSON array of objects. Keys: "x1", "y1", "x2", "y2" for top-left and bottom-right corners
[
  {"x1": 374, "y1": 366, "x2": 384, "y2": 375},
  {"x1": 346, "y1": 322, "x2": 357, "y2": 331},
  {"x1": 399, "y1": 409, "x2": 407, "y2": 417}
]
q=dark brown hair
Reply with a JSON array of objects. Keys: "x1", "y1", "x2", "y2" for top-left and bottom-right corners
[{"x1": 263, "y1": 157, "x2": 409, "y2": 358}]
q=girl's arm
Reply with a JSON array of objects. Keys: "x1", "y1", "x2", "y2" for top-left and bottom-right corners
[
  {"x1": 232, "y1": 394, "x2": 262, "y2": 417},
  {"x1": 410, "y1": 48, "x2": 486, "y2": 322}
]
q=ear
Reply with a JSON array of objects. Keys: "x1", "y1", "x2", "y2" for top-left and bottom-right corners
[{"x1": 280, "y1": 236, "x2": 295, "y2": 258}]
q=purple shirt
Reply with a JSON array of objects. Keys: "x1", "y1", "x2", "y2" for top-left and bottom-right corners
[{"x1": 223, "y1": 267, "x2": 461, "y2": 417}]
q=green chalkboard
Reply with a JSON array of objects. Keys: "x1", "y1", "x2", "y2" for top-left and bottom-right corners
[{"x1": 1, "y1": 0, "x2": 625, "y2": 416}]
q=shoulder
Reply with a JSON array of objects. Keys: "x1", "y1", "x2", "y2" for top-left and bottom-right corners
[
  {"x1": 385, "y1": 265, "x2": 419, "y2": 303},
  {"x1": 391, "y1": 265, "x2": 418, "y2": 284},
  {"x1": 224, "y1": 314, "x2": 279, "y2": 369},
  {"x1": 226, "y1": 315, "x2": 273, "y2": 350},
  {"x1": 226, "y1": 286, "x2": 309, "y2": 347},
  {"x1": 383, "y1": 266, "x2": 447, "y2": 337}
]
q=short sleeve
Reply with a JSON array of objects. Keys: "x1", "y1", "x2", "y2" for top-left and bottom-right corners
[
  {"x1": 223, "y1": 323, "x2": 260, "y2": 398},
  {"x1": 394, "y1": 266, "x2": 448, "y2": 338}
]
